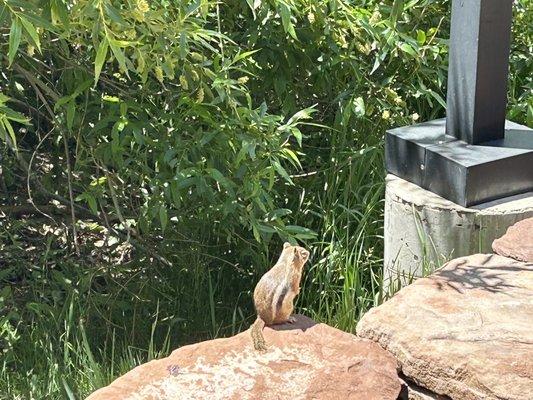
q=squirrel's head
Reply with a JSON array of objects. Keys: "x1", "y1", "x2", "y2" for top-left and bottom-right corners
[{"x1": 282, "y1": 242, "x2": 310, "y2": 267}]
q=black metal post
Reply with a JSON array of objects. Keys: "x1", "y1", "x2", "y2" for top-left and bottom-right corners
[
  {"x1": 383, "y1": 0, "x2": 533, "y2": 207},
  {"x1": 446, "y1": 0, "x2": 513, "y2": 144}
]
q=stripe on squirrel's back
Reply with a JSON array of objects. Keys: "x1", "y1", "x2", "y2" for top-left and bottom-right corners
[{"x1": 275, "y1": 285, "x2": 288, "y2": 316}]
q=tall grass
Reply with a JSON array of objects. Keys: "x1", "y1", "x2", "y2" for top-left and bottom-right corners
[
  {"x1": 0, "y1": 294, "x2": 171, "y2": 399},
  {"x1": 296, "y1": 139, "x2": 386, "y2": 332}
]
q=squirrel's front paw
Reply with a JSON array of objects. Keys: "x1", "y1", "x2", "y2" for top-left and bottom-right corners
[{"x1": 287, "y1": 316, "x2": 296, "y2": 324}]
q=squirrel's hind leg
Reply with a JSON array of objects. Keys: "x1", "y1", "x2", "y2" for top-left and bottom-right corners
[{"x1": 274, "y1": 292, "x2": 295, "y2": 324}]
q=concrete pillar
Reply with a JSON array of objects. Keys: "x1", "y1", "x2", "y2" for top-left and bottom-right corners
[{"x1": 384, "y1": 174, "x2": 533, "y2": 292}]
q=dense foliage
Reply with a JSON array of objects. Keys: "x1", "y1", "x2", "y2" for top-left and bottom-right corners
[{"x1": 0, "y1": 0, "x2": 530, "y2": 397}]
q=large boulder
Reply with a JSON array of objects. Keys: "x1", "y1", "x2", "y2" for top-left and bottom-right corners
[
  {"x1": 492, "y1": 217, "x2": 533, "y2": 262},
  {"x1": 357, "y1": 254, "x2": 533, "y2": 400},
  {"x1": 87, "y1": 315, "x2": 401, "y2": 400}
]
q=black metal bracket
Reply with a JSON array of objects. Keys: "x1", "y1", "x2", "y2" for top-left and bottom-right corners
[{"x1": 385, "y1": 0, "x2": 533, "y2": 207}]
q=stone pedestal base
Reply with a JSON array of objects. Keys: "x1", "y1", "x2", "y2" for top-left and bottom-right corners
[{"x1": 384, "y1": 174, "x2": 533, "y2": 292}]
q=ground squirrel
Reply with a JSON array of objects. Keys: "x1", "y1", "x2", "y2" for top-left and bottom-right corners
[{"x1": 251, "y1": 242, "x2": 310, "y2": 351}]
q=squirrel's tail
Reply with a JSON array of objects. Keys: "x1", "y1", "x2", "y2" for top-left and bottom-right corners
[{"x1": 251, "y1": 317, "x2": 267, "y2": 352}]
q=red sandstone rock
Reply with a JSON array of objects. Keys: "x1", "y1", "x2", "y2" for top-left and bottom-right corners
[
  {"x1": 87, "y1": 315, "x2": 401, "y2": 400},
  {"x1": 357, "y1": 254, "x2": 533, "y2": 400},
  {"x1": 492, "y1": 217, "x2": 533, "y2": 262}
]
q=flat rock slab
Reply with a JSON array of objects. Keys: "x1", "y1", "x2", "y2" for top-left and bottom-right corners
[
  {"x1": 87, "y1": 315, "x2": 401, "y2": 400},
  {"x1": 357, "y1": 254, "x2": 533, "y2": 400},
  {"x1": 492, "y1": 217, "x2": 533, "y2": 262}
]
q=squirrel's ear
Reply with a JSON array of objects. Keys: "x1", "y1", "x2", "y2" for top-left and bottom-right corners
[{"x1": 283, "y1": 242, "x2": 291, "y2": 249}]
